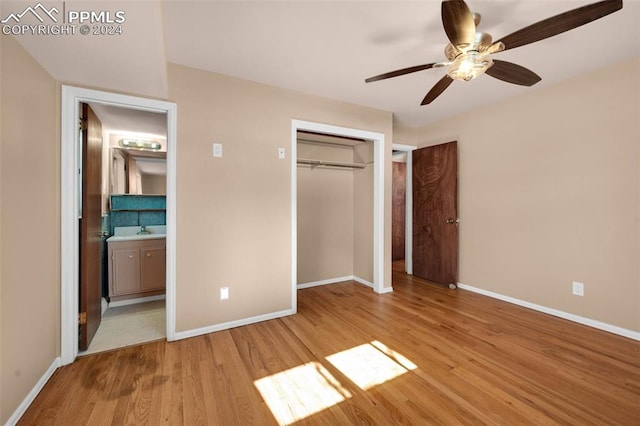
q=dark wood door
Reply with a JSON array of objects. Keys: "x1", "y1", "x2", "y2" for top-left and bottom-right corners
[
  {"x1": 79, "y1": 103, "x2": 103, "y2": 351},
  {"x1": 392, "y1": 161, "x2": 406, "y2": 261},
  {"x1": 412, "y1": 141, "x2": 458, "y2": 286}
]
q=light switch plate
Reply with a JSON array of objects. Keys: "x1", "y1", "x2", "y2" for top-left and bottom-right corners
[
  {"x1": 213, "y1": 143, "x2": 223, "y2": 158},
  {"x1": 220, "y1": 286, "x2": 229, "y2": 300},
  {"x1": 278, "y1": 147, "x2": 286, "y2": 159}
]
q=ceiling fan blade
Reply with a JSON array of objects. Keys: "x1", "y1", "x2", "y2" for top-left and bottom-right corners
[
  {"x1": 485, "y1": 60, "x2": 542, "y2": 86},
  {"x1": 365, "y1": 63, "x2": 437, "y2": 83},
  {"x1": 421, "y1": 75, "x2": 454, "y2": 105},
  {"x1": 442, "y1": 0, "x2": 477, "y2": 49},
  {"x1": 495, "y1": 0, "x2": 623, "y2": 51}
]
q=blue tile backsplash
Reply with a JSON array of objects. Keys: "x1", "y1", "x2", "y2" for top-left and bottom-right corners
[
  {"x1": 110, "y1": 194, "x2": 166, "y2": 210},
  {"x1": 108, "y1": 195, "x2": 166, "y2": 235}
]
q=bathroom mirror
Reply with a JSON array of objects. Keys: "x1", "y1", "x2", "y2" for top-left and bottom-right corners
[{"x1": 110, "y1": 147, "x2": 166, "y2": 195}]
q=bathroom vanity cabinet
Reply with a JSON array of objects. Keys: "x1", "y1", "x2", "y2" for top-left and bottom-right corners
[{"x1": 107, "y1": 237, "x2": 166, "y2": 301}]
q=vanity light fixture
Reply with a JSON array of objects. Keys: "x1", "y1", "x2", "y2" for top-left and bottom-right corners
[{"x1": 119, "y1": 139, "x2": 162, "y2": 151}]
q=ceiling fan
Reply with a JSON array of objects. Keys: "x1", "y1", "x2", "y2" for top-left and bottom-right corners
[{"x1": 365, "y1": 0, "x2": 623, "y2": 105}]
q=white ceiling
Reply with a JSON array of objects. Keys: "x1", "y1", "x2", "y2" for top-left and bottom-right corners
[
  {"x1": 6, "y1": 0, "x2": 640, "y2": 128},
  {"x1": 134, "y1": 157, "x2": 167, "y2": 176},
  {"x1": 3, "y1": 1, "x2": 168, "y2": 99},
  {"x1": 90, "y1": 103, "x2": 167, "y2": 138}
]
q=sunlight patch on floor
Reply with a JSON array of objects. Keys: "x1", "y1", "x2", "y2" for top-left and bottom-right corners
[
  {"x1": 255, "y1": 341, "x2": 416, "y2": 424},
  {"x1": 254, "y1": 361, "x2": 352, "y2": 426},
  {"x1": 326, "y1": 340, "x2": 417, "y2": 390}
]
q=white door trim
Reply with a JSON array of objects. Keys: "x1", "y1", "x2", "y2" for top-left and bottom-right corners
[
  {"x1": 291, "y1": 119, "x2": 386, "y2": 302},
  {"x1": 60, "y1": 86, "x2": 177, "y2": 365},
  {"x1": 392, "y1": 143, "x2": 417, "y2": 275}
]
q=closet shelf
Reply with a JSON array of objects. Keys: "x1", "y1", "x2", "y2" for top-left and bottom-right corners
[{"x1": 297, "y1": 158, "x2": 366, "y2": 169}]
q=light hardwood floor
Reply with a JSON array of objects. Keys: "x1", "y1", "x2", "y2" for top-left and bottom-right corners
[{"x1": 19, "y1": 263, "x2": 640, "y2": 425}]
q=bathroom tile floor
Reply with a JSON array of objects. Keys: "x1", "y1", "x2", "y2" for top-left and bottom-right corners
[{"x1": 79, "y1": 300, "x2": 166, "y2": 356}]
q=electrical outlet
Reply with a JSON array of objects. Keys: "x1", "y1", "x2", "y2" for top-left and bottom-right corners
[
  {"x1": 278, "y1": 147, "x2": 286, "y2": 159},
  {"x1": 213, "y1": 143, "x2": 223, "y2": 158},
  {"x1": 572, "y1": 281, "x2": 584, "y2": 296},
  {"x1": 220, "y1": 286, "x2": 229, "y2": 300}
]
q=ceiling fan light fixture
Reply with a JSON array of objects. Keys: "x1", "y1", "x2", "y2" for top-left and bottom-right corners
[{"x1": 447, "y1": 51, "x2": 493, "y2": 81}]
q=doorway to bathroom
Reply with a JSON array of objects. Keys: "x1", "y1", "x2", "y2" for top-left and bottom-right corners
[
  {"x1": 78, "y1": 101, "x2": 169, "y2": 355},
  {"x1": 60, "y1": 86, "x2": 177, "y2": 365}
]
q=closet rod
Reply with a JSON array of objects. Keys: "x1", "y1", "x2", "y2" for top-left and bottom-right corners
[{"x1": 297, "y1": 158, "x2": 366, "y2": 169}]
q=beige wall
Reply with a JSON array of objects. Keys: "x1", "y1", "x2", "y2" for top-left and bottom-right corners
[
  {"x1": 297, "y1": 141, "x2": 354, "y2": 284},
  {"x1": 392, "y1": 121, "x2": 418, "y2": 146},
  {"x1": 167, "y1": 63, "x2": 393, "y2": 332},
  {"x1": 414, "y1": 58, "x2": 640, "y2": 331},
  {"x1": 0, "y1": 36, "x2": 60, "y2": 423}
]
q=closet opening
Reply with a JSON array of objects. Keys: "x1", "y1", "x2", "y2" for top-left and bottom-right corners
[{"x1": 290, "y1": 120, "x2": 386, "y2": 312}]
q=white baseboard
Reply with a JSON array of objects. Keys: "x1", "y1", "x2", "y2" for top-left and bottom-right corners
[
  {"x1": 297, "y1": 275, "x2": 388, "y2": 291},
  {"x1": 173, "y1": 309, "x2": 295, "y2": 341},
  {"x1": 5, "y1": 357, "x2": 61, "y2": 426},
  {"x1": 353, "y1": 276, "x2": 373, "y2": 288},
  {"x1": 108, "y1": 294, "x2": 165, "y2": 308},
  {"x1": 457, "y1": 282, "x2": 640, "y2": 341},
  {"x1": 297, "y1": 275, "x2": 392, "y2": 294},
  {"x1": 353, "y1": 275, "x2": 394, "y2": 293},
  {"x1": 297, "y1": 276, "x2": 353, "y2": 289},
  {"x1": 352, "y1": 276, "x2": 393, "y2": 293}
]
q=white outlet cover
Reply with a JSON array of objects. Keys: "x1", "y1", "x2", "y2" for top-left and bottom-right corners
[
  {"x1": 278, "y1": 147, "x2": 286, "y2": 159},
  {"x1": 572, "y1": 281, "x2": 584, "y2": 296}
]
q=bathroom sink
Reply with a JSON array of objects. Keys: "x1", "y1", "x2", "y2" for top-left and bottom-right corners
[
  {"x1": 107, "y1": 225, "x2": 166, "y2": 242},
  {"x1": 107, "y1": 233, "x2": 166, "y2": 242}
]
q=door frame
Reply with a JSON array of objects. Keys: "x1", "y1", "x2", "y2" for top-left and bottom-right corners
[
  {"x1": 392, "y1": 143, "x2": 417, "y2": 275},
  {"x1": 60, "y1": 86, "x2": 177, "y2": 365},
  {"x1": 290, "y1": 119, "x2": 386, "y2": 307}
]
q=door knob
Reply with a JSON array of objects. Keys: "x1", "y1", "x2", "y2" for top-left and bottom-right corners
[{"x1": 446, "y1": 218, "x2": 459, "y2": 224}]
